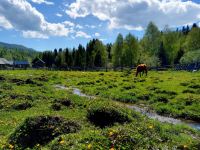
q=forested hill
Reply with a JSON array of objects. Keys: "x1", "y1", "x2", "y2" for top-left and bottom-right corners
[{"x1": 0, "y1": 42, "x2": 40, "y2": 61}]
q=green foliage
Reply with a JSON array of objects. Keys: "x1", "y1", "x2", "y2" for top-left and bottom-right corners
[
  {"x1": 112, "y1": 34, "x2": 124, "y2": 68},
  {"x1": 186, "y1": 27, "x2": 200, "y2": 51},
  {"x1": 162, "y1": 27, "x2": 181, "y2": 65},
  {"x1": 0, "y1": 47, "x2": 39, "y2": 61},
  {"x1": 122, "y1": 33, "x2": 139, "y2": 67},
  {"x1": 141, "y1": 22, "x2": 161, "y2": 55},
  {"x1": 180, "y1": 49, "x2": 200, "y2": 64}
]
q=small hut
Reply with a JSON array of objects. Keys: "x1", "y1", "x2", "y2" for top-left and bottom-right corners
[
  {"x1": 32, "y1": 58, "x2": 45, "y2": 68},
  {"x1": 0, "y1": 58, "x2": 10, "y2": 68}
]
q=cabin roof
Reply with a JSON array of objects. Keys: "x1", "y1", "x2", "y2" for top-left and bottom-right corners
[
  {"x1": 0, "y1": 58, "x2": 9, "y2": 65},
  {"x1": 34, "y1": 58, "x2": 45, "y2": 64},
  {"x1": 14, "y1": 61, "x2": 30, "y2": 65}
]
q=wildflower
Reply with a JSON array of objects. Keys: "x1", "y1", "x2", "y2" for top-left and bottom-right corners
[
  {"x1": 59, "y1": 140, "x2": 65, "y2": 144},
  {"x1": 148, "y1": 125, "x2": 153, "y2": 129},
  {"x1": 87, "y1": 144, "x2": 92, "y2": 149},
  {"x1": 110, "y1": 148, "x2": 115, "y2": 150},
  {"x1": 36, "y1": 144, "x2": 40, "y2": 147},
  {"x1": 183, "y1": 145, "x2": 188, "y2": 149},
  {"x1": 109, "y1": 131, "x2": 114, "y2": 137},
  {"x1": 9, "y1": 144, "x2": 14, "y2": 149}
]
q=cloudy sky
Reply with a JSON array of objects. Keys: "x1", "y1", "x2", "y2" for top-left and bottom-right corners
[{"x1": 0, "y1": 0, "x2": 200, "y2": 51}]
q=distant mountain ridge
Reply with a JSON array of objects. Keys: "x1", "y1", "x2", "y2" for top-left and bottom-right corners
[
  {"x1": 0, "y1": 42, "x2": 36, "y2": 52},
  {"x1": 0, "y1": 42, "x2": 39, "y2": 61}
]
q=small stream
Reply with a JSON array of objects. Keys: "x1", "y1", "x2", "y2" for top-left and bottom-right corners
[{"x1": 55, "y1": 85, "x2": 200, "y2": 131}]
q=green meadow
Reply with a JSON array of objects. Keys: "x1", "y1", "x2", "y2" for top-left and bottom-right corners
[{"x1": 0, "y1": 70, "x2": 200, "y2": 150}]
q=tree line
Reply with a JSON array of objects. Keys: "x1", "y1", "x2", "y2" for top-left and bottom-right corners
[{"x1": 36, "y1": 22, "x2": 200, "y2": 69}]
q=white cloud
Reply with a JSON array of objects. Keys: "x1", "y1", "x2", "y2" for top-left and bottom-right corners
[
  {"x1": 100, "y1": 38, "x2": 106, "y2": 41},
  {"x1": 85, "y1": 25, "x2": 96, "y2": 29},
  {"x1": 76, "y1": 24, "x2": 83, "y2": 29},
  {"x1": 63, "y1": 21, "x2": 75, "y2": 27},
  {"x1": 56, "y1": 13, "x2": 63, "y2": 17},
  {"x1": 66, "y1": 0, "x2": 200, "y2": 30},
  {"x1": 0, "y1": 16, "x2": 13, "y2": 29},
  {"x1": 31, "y1": 0, "x2": 54, "y2": 5},
  {"x1": 94, "y1": 32, "x2": 100, "y2": 37},
  {"x1": 76, "y1": 31, "x2": 91, "y2": 39},
  {"x1": 22, "y1": 31, "x2": 49, "y2": 39},
  {"x1": 0, "y1": 0, "x2": 69, "y2": 38}
]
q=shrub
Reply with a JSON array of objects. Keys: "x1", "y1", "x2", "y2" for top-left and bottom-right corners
[
  {"x1": 189, "y1": 84, "x2": 200, "y2": 89},
  {"x1": 182, "y1": 89, "x2": 195, "y2": 94},
  {"x1": 51, "y1": 103, "x2": 62, "y2": 111},
  {"x1": 58, "y1": 99, "x2": 72, "y2": 107},
  {"x1": 10, "y1": 78, "x2": 24, "y2": 84},
  {"x1": 0, "y1": 75, "x2": 6, "y2": 81},
  {"x1": 155, "y1": 89, "x2": 177, "y2": 96},
  {"x1": 156, "y1": 96, "x2": 169, "y2": 103},
  {"x1": 8, "y1": 116, "x2": 80, "y2": 149},
  {"x1": 77, "y1": 81, "x2": 95, "y2": 85},
  {"x1": 87, "y1": 102, "x2": 131, "y2": 128},
  {"x1": 122, "y1": 85, "x2": 135, "y2": 90},
  {"x1": 137, "y1": 94, "x2": 150, "y2": 101},
  {"x1": 180, "y1": 82, "x2": 189, "y2": 86},
  {"x1": 155, "y1": 106, "x2": 172, "y2": 116},
  {"x1": 55, "y1": 99, "x2": 72, "y2": 107},
  {"x1": 99, "y1": 73, "x2": 104, "y2": 76},
  {"x1": 12, "y1": 102, "x2": 32, "y2": 110}
]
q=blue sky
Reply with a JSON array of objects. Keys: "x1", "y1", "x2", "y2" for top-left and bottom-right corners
[{"x1": 0, "y1": 0, "x2": 200, "y2": 51}]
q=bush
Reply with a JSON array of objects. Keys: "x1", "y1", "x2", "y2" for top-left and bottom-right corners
[
  {"x1": 137, "y1": 94, "x2": 150, "y2": 101},
  {"x1": 87, "y1": 102, "x2": 131, "y2": 128},
  {"x1": 58, "y1": 99, "x2": 72, "y2": 107},
  {"x1": 8, "y1": 116, "x2": 80, "y2": 149},
  {"x1": 156, "y1": 96, "x2": 169, "y2": 103},
  {"x1": 182, "y1": 89, "x2": 195, "y2": 94},
  {"x1": 155, "y1": 89, "x2": 177, "y2": 96},
  {"x1": 189, "y1": 84, "x2": 200, "y2": 89},
  {"x1": 12, "y1": 102, "x2": 32, "y2": 110},
  {"x1": 180, "y1": 49, "x2": 200, "y2": 64},
  {"x1": 0, "y1": 75, "x2": 6, "y2": 81},
  {"x1": 51, "y1": 103, "x2": 62, "y2": 111},
  {"x1": 155, "y1": 106, "x2": 172, "y2": 116},
  {"x1": 180, "y1": 82, "x2": 190, "y2": 86}
]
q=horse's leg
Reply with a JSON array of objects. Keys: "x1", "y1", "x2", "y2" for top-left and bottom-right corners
[{"x1": 135, "y1": 71, "x2": 138, "y2": 77}]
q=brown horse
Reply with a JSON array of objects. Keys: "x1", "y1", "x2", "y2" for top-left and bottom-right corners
[{"x1": 135, "y1": 64, "x2": 148, "y2": 77}]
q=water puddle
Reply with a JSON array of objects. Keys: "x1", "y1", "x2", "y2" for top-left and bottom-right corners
[
  {"x1": 55, "y1": 85, "x2": 69, "y2": 90},
  {"x1": 73, "y1": 88, "x2": 95, "y2": 99},
  {"x1": 55, "y1": 84, "x2": 200, "y2": 131},
  {"x1": 55, "y1": 85, "x2": 95, "y2": 99}
]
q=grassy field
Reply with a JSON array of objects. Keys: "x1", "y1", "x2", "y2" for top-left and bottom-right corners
[{"x1": 0, "y1": 70, "x2": 200, "y2": 149}]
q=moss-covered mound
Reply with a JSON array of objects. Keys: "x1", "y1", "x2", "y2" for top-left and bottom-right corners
[
  {"x1": 8, "y1": 116, "x2": 80, "y2": 149},
  {"x1": 12, "y1": 102, "x2": 32, "y2": 110},
  {"x1": 87, "y1": 101, "x2": 131, "y2": 128}
]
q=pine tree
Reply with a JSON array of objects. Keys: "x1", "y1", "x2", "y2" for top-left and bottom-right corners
[{"x1": 158, "y1": 41, "x2": 167, "y2": 66}]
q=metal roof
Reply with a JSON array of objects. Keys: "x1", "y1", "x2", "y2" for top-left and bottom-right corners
[
  {"x1": 0, "y1": 58, "x2": 10, "y2": 65},
  {"x1": 14, "y1": 61, "x2": 30, "y2": 65}
]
